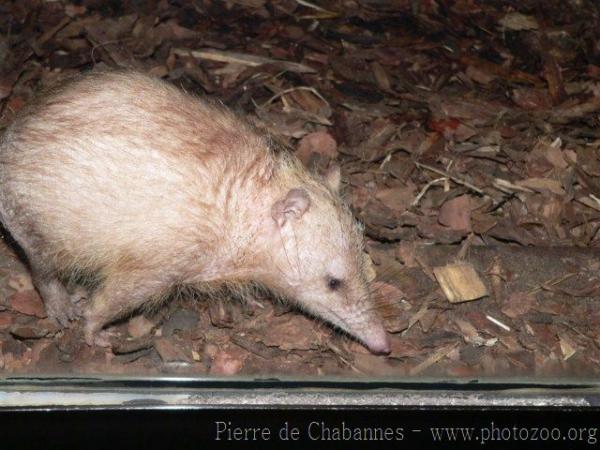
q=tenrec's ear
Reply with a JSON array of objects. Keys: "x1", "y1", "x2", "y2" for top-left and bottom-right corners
[
  {"x1": 323, "y1": 164, "x2": 341, "y2": 193},
  {"x1": 271, "y1": 188, "x2": 311, "y2": 228}
]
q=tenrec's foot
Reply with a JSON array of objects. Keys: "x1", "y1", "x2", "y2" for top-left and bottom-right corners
[{"x1": 83, "y1": 321, "x2": 113, "y2": 347}]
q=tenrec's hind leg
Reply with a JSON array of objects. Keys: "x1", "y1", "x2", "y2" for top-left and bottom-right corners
[
  {"x1": 30, "y1": 264, "x2": 79, "y2": 326},
  {"x1": 83, "y1": 269, "x2": 171, "y2": 346}
]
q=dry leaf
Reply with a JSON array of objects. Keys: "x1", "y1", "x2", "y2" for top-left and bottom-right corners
[
  {"x1": 209, "y1": 346, "x2": 246, "y2": 375},
  {"x1": 512, "y1": 88, "x2": 552, "y2": 110},
  {"x1": 516, "y1": 178, "x2": 565, "y2": 195},
  {"x1": 438, "y1": 195, "x2": 473, "y2": 232},
  {"x1": 261, "y1": 315, "x2": 315, "y2": 351},
  {"x1": 296, "y1": 131, "x2": 338, "y2": 165},
  {"x1": 541, "y1": 139, "x2": 569, "y2": 169},
  {"x1": 501, "y1": 292, "x2": 536, "y2": 318},
  {"x1": 375, "y1": 186, "x2": 415, "y2": 213},
  {"x1": 498, "y1": 12, "x2": 539, "y2": 31},
  {"x1": 10, "y1": 290, "x2": 46, "y2": 318},
  {"x1": 465, "y1": 65, "x2": 496, "y2": 84}
]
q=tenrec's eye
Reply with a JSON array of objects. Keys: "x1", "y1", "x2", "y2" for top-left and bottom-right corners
[{"x1": 327, "y1": 277, "x2": 342, "y2": 291}]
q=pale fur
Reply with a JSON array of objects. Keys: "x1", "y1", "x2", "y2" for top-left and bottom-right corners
[{"x1": 0, "y1": 70, "x2": 389, "y2": 353}]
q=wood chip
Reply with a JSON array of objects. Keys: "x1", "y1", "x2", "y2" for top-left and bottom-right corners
[
  {"x1": 558, "y1": 334, "x2": 577, "y2": 361},
  {"x1": 173, "y1": 48, "x2": 316, "y2": 73},
  {"x1": 154, "y1": 338, "x2": 190, "y2": 363},
  {"x1": 9, "y1": 290, "x2": 47, "y2": 318},
  {"x1": 409, "y1": 343, "x2": 458, "y2": 376},
  {"x1": 433, "y1": 262, "x2": 488, "y2": 303},
  {"x1": 485, "y1": 315, "x2": 511, "y2": 332}
]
